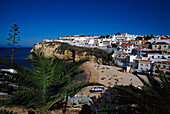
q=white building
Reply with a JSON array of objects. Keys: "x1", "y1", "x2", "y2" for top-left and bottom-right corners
[
  {"x1": 152, "y1": 42, "x2": 169, "y2": 51},
  {"x1": 159, "y1": 37, "x2": 170, "y2": 44},
  {"x1": 153, "y1": 61, "x2": 170, "y2": 79},
  {"x1": 148, "y1": 37, "x2": 161, "y2": 43},
  {"x1": 138, "y1": 60, "x2": 153, "y2": 73},
  {"x1": 118, "y1": 43, "x2": 134, "y2": 53}
]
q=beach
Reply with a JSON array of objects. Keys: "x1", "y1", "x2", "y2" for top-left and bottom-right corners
[{"x1": 79, "y1": 61, "x2": 148, "y2": 97}]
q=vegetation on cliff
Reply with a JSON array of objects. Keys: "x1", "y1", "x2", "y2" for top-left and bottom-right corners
[{"x1": 56, "y1": 42, "x2": 114, "y2": 64}]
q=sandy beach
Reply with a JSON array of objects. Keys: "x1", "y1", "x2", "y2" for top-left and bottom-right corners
[{"x1": 79, "y1": 61, "x2": 148, "y2": 97}]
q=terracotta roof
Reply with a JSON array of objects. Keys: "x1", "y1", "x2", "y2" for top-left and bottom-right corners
[
  {"x1": 161, "y1": 37, "x2": 170, "y2": 40},
  {"x1": 134, "y1": 47, "x2": 143, "y2": 49},
  {"x1": 153, "y1": 42, "x2": 169, "y2": 45},
  {"x1": 120, "y1": 43, "x2": 133, "y2": 46},
  {"x1": 119, "y1": 53, "x2": 130, "y2": 56},
  {"x1": 107, "y1": 45, "x2": 111, "y2": 47},
  {"x1": 124, "y1": 53, "x2": 129, "y2": 56},
  {"x1": 155, "y1": 61, "x2": 170, "y2": 64},
  {"x1": 139, "y1": 60, "x2": 152, "y2": 62},
  {"x1": 103, "y1": 41, "x2": 110, "y2": 42}
]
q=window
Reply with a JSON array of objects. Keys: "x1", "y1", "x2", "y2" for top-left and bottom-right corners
[
  {"x1": 146, "y1": 64, "x2": 148, "y2": 67},
  {"x1": 152, "y1": 56, "x2": 154, "y2": 58},
  {"x1": 155, "y1": 70, "x2": 158, "y2": 73},
  {"x1": 163, "y1": 65, "x2": 166, "y2": 68},
  {"x1": 158, "y1": 46, "x2": 161, "y2": 49},
  {"x1": 165, "y1": 72, "x2": 170, "y2": 75},
  {"x1": 141, "y1": 64, "x2": 143, "y2": 66},
  {"x1": 161, "y1": 56, "x2": 166, "y2": 59},
  {"x1": 155, "y1": 45, "x2": 157, "y2": 48},
  {"x1": 164, "y1": 45, "x2": 166, "y2": 48},
  {"x1": 158, "y1": 56, "x2": 160, "y2": 58}
]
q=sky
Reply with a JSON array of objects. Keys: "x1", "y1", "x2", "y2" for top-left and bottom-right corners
[{"x1": 0, "y1": 0, "x2": 170, "y2": 47}]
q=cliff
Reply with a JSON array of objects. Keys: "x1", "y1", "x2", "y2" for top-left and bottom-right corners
[{"x1": 31, "y1": 42, "x2": 113, "y2": 64}]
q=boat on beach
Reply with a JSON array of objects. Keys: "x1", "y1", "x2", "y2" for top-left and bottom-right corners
[{"x1": 90, "y1": 87, "x2": 105, "y2": 93}]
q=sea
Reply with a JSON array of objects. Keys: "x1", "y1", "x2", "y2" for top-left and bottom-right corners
[
  {"x1": 0, "y1": 47, "x2": 86, "y2": 81},
  {"x1": 0, "y1": 47, "x2": 32, "y2": 69}
]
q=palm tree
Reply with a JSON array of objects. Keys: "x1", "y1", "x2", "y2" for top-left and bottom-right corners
[
  {"x1": 113, "y1": 67, "x2": 170, "y2": 114},
  {"x1": 91, "y1": 68, "x2": 170, "y2": 113},
  {"x1": 0, "y1": 52, "x2": 103, "y2": 113}
]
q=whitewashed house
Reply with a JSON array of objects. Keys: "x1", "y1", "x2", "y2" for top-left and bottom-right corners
[
  {"x1": 152, "y1": 42, "x2": 169, "y2": 51},
  {"x1": 148, "y1": 36, "x2": 161, "y2": 43},
  {"x1": 138, "y1": 60, "x2": 153, "y2": 73},
  {"x1": 114, "y1": 53, "x2": 128, "y2": 68},
  {"x1": 118, "y1": 43, "x2": 134, "y2": 53},
  {"x1": 153, "y1": 61, "x2": 170, "y2": 79},
  {"x1": 159, "y1": 37, "x2": 170, "y2": 44}
]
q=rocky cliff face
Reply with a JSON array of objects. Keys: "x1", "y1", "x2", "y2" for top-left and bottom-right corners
[{"x1": 31, "y1": 42, "x2": 111, "y2": 64}]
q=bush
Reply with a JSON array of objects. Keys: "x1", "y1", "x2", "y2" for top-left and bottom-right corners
[
  {"x1": 91, "y1": 88, "x2": 119, "y2": 113},
  {"x1": 57, "y1": 43, "x2": 113, "y2": 64}
]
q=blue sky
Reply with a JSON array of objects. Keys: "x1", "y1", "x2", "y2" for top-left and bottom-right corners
[{"x1": 0, "y1": 0, "x2": 170, "y2": 47}]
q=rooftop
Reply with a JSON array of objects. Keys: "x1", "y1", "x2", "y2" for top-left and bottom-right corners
[
  {"x1": 139, "y1": 60, "x2": 152, "y2": 62},
  {"x1": 153, "y1": 42, "x2": 169, "y2": 45},
  {"x1": 120, "y1": 43, "x2": 133, "y2": 46},
  {"x1": 155, "y1": 61, "x2": 170, "y2": 64},
  {"x1": 161, "y1": 37, "x2": 170, "y2": 40}
]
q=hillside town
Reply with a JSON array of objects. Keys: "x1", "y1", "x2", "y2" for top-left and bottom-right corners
[
  {"x1": 40, "y1": 33, "x2": 170, "y2": 78},
  {"x1": 40, "y1": 33, "x2": 170, "y2": 79}
]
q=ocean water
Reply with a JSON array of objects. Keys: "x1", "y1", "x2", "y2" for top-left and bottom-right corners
[{"x1": 0, "y1": 47, "x2": 32, "y2": 69}]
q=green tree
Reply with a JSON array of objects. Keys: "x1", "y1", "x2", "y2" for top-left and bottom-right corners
[
  {"x1": 0, "y1": 52, "x2": 103, "y2": 113},
  {"x1": 7, "y1": 24, "x2": 21, "y2": 62},
  {"x1": 114, "y1": 68, "x2": 170, "y2": 113},
  {"x1": 106, "y1": 35, "x2": 110, "y2": 38},
  {"x1": 115, "y1": 32, "x2": 121, "y2": 35},
  {"x1": 135, "y1": 36, "x2": 143, "y2": 40},
  {"x1": 98, "y1": 35, "x2": 105, "y2": 38},
  {"x1": 151, "y1": 34, "x2": 154, "y2": 38},
  {"x1": 144, "y1": 35, "x2": 151, "y2": 40}
]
